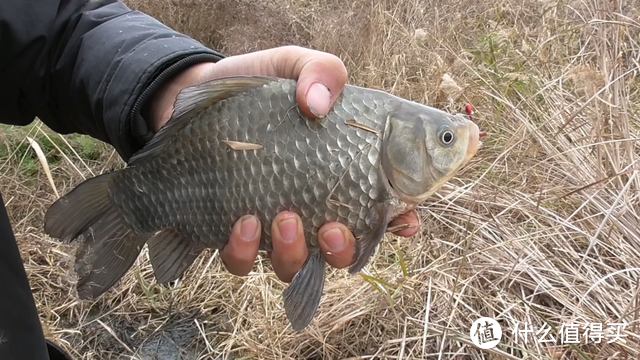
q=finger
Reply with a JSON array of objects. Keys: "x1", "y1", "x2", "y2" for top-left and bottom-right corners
[
  {"x1": 270, "y1": 211, "x2": 308, "y2": 283},
  {"x1": 388, "y1": 210, "x2": 420, "y2": 238},
  {"x1": 286, "y1": 50, "x2": 348, "y2": 119},
  {"x1": 208, "y1": 46, "x2": 348, "y2": 119},
  {"x1": 317, "y1": 222, "x2": 356, "y2": 269},
  {"x1": 221, "y1": 215, "x2": 261, "y2": 276}
]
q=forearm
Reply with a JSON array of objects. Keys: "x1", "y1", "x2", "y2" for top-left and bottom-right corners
[{"x1": 0, "y1": 0, "x2": 224, "y2": 161}]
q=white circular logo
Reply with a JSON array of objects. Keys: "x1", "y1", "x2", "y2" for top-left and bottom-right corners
[{"x1": 470, "y1": 317, "x2": 502, "y2": 349}]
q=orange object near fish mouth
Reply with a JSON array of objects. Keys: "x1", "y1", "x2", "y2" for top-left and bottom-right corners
[{"x1": 465, "y1": 103, "x2": 488, "y2": 141}]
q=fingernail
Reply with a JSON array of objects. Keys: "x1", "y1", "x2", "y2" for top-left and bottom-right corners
[
  {"x1": 277, "y1": 217, "x2": 298, "y2": 243},
  {"x1": 306, "y1": 82, "x2": 331, "y2": 118},
  {"x1": 320, "y1": 227, "x2": 346, "y2": 252},
  {"x1": 240, "y1": 216, "x2": 258, "y2": 240}
]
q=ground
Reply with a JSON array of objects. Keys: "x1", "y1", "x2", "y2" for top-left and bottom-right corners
[{"x1": 1, "y1": 0, "x2": 639, "y2": 359}]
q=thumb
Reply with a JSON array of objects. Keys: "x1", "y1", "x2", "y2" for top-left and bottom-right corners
[
  {"x1": 293, "y1": 54, "x2": 348, "y2": 119},
  {"x1": 209, "y1": 46, "x2": 348, "y2": 119}
]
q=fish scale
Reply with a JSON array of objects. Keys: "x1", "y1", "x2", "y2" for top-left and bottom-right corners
[
  {"x1": 129, "y1": 84, "x2": 374, "y2": 251},
  {"x1": 44, "y1": 75, "x2": 481, "y2": 332}
]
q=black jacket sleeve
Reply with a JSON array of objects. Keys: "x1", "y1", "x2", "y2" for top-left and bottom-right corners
[{"x1": 0, "y1": 0, "x2": 224, "y2": 161}]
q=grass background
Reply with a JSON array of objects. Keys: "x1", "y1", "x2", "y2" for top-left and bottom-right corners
[{"x1": 1, "y1": 0, "x2": 639, "y2": 359}]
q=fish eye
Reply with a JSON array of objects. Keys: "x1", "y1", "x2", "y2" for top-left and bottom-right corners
[{"x1": 438, "y1": 126, "x2": 455, "y2": 146}]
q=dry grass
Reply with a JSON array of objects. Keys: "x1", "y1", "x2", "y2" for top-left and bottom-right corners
[{"x1": 1, "y1": 0, "x2": 639, "y2": 358}]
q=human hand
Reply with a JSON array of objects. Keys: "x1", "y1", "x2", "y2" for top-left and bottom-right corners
[{"x1": 144, "y1": 46, "x2": 420, "y2": 282}]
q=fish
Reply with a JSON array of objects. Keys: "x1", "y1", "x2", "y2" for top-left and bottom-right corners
[{"x1": 43, "y1": 75, "x2": 483, "y2": 332}]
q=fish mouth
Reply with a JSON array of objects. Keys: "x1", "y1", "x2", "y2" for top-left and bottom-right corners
[
  {"x1": 465, "y1": 121, "x2": 482, "y2": 161},
  {"x1": 464, "y1": 104, "x2": 489, "y2": 142},
  {"x1": 463, "y1": 103, "x2": 487, "y2": 159}
]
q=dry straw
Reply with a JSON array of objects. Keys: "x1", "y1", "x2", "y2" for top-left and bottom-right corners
[{"x1": 1, "y1": 0, "x2": 639, "y2": 359}]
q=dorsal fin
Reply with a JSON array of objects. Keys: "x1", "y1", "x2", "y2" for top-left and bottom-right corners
[{"x1": 128, "y1": 75, "x2": 277, "y2": 165}]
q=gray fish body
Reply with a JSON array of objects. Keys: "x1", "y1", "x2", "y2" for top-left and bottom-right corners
[
  {"x1": 44, "y1": 76, "x2": 480, "y2": 332},
  {"x1": 114, "y1": 80, "x2": 397, "y2": 253}
]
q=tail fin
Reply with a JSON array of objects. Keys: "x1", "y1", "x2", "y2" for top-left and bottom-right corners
[
  {"x1": 44, "y1": 171, "x2": 149, "y2": 300},
  {"x1": 44, "y1": 172, "x2": 117, "y2": 242}
]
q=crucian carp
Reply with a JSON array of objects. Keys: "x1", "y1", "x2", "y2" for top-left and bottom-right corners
[{"x1": 44, "y1": 75, "x2": 484, "y2": 331}]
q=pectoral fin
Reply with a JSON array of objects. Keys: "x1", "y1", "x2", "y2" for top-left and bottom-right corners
[
  {"x1": 349, "y1": 201, "x2": 393, "y2": 274},
  {"x1": 283, "y1": 250, "x2": 326, "y2": 332},
  {"x1": 148, "y1": 229, "x2": 204, "y2": 283}
]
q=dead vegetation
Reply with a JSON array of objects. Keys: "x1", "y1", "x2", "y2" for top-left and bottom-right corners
[{"x1": 1, "y1": 0, "x2": 639, "y2": 359}]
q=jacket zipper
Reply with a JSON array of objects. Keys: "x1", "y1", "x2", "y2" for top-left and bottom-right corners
[{"x1": 128, "y1": 52, "x2": 223, "y2": 141}]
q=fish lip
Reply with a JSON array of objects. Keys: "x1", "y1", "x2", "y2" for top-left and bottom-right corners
[{"x1": 465, "y1": 120, "x2": 482, "y2": 161}]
